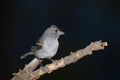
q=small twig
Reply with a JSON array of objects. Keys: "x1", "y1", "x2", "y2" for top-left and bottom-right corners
[{"x1": 11, "y1": 40, "x2": 107, "y2": 80}]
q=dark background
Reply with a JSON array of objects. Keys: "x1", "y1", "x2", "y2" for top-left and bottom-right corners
[{"x1": 1, "y1": 0, "x2": 120, "y2": 80}]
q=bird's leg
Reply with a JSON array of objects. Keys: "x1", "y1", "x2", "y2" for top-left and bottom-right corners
[
  {"x1": 40, "y1": 63, "x2": 43, "y2": 69},
  {"x1": 36, "y1": 57, "x2": 44, "y2": 68},
  {"x1": 38, "y1": 58, "x2": 49, "y2": 72},
  {"x1": 39, "y1": 59, "x2": 43, "y2": 68}
]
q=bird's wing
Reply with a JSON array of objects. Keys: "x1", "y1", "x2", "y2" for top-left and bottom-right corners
[
  {"x1": 31, "y1": 34, "x2": 45, "y2": 52},
  {"x1": 31, "y1": 43, "x2": 42, "y2": 52}
]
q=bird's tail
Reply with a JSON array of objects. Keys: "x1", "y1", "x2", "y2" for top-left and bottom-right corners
[{"x1": 20, "y1": 52, "x2": 33, "y2": 59}]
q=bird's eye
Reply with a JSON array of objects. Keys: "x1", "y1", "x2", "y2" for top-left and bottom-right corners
[{"x1": 54, "y1": 29, "x2": 58, "y2": 32}]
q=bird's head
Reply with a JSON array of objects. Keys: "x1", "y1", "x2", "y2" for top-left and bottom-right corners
[{"x1": 44, "y1": 25, "x2": 65, "y2": 39}]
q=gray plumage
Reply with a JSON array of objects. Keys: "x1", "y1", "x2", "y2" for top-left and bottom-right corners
[{"x1": 21, "y1": 25, "x2": 65, "y2": 59}]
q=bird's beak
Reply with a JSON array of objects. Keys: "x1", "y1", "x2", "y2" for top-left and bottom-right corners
[{"x1": 58, "y1": 31, "x2": 65, "y2": 35}]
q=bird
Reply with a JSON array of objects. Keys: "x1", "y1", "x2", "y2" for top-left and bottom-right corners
[{"x1": 20, "y1": 25, "x2": 65, "y2": 60}]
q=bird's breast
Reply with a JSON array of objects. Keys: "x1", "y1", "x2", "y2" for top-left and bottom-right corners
[
  {"x1": 35, "y1": 38, "x2": 59, "y2": 59},
  {"x1": 44, "y1": 38, "x2": 58, "y2": 52}
]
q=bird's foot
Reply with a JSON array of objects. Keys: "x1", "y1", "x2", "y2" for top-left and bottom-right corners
[{"x1": 49, "y1": 59, "x2": 55, "y2": 63}]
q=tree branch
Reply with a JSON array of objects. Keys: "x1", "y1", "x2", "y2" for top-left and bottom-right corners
[{"x1": 11, "y1": 40, "x2": 107, "y2": 80}]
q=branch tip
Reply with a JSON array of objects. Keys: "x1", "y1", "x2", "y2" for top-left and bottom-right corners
[{"x1": 101, "y1": 42, "x2": 108, "y2": 47}]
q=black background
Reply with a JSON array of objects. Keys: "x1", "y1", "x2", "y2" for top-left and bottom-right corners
[{"x1": 1, "y1": 0, "x2": 120, "y2": 80}]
